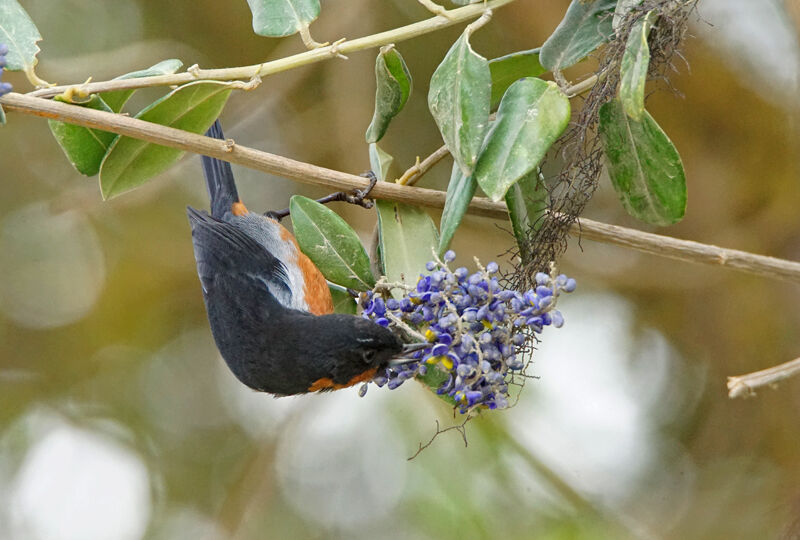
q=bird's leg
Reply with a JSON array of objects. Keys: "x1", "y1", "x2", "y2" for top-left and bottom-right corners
[
  {"x1": 265, "y1": 171, "x2": 379, "y2": 221},
  {"x1": 346, "y1": 287, "x2": 361, "y2": 298},
  {"x1": 315, "y1": 171, "x2": 378, "y2": 208}
]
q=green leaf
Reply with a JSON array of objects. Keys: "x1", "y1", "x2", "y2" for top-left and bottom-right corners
[
  {"x1": 99, "y1": 82, "x2": 231, "y2": 199},
  {"x1": 289, "y1": 195, "x2": 375, "y2": 291},
  {"x1": 329, "y1": 285, "x2": 357, "y2": 315},
  {"x1": 437, "y1": 162, "x2": 476, "y2": 255},
  {"x1": 618, "y1": 11, "x2": 654, "y2": 121},
  {"x1": 0, "y1": 0, "x2": 42, "y2": 72},
  {"x1": 376, "y1": 200, "x2": 438, "y2": 287},
  {"x1": 0, "y1": 106, "x2": 6, "y2": 125},
  {"x1": 366, "y1": 45, "x2": 412, "y2": 143},
  {"x1": 48, "y1": 95, "x2": 116, "y2": 176},
  {"x1": 428, "y1": 31, "x2": 491, "y2": 176},
  {"x1": 613, "y1": 0, "x2": 642, "y2": 31},
  {"x1": 598, "y1": 99, "x2": 686, "y2": 225},
  {"x1": 539, "y1": 0, "x2": 616, "y2": 71},
  {"x1": 368, "y1": 142, "x2": 394, "y2": 182},
  {"x1": 102, "y1": 59, "x2": 183, "y2": 113},
  {"x1": 505, "y1": 169, "x2": 547, "y2": 265},
  {"x1": 474, "y1": 78, "x2": 570, "y2": 202},
  {"x1": 416, "y1": 364, "x2": 457, "y2": 407},
  {"x1": 488, "y1": 48, "x2": 546, "y2": 108},
  {"x1": 246, "y1": 0, "x2": 320, "y2": 37}
]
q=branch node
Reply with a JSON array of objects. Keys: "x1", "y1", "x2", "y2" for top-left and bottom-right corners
[
  {"x1": 417, "y1": 0, "x2": 456, "y2": 20},
  {"x1": 244, "y1": 75, "x2": 262, "y2": 90},
  {"x1": 223, "y1": 138, "x2": 235, "y2": 152},
  {"x1": 465, "y1": 8, "x2": 493, "y2": 35},
  {"x1": 552, "y1": 69, "x2": 569, "y2": 93},
  {"x1": 57, "y1": 77, "x2": 93, "y2": 103},
  {"x1": 329, "y1": 38, "x2": 349, "y2": 60},
  {"x1": 299, "y1": 23, "x2": 329, "y2": 50},
  {"x1": 187, "y1": 64, "x2": 201, "y2": 78}
]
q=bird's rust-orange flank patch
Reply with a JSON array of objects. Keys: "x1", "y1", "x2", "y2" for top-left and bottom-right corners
[
  {"x1": 276, "y1": 222, "x2": 334, "y2": 316},
  {"x1": 308, "y1": 368, "x2": 378, "y2": 392}
]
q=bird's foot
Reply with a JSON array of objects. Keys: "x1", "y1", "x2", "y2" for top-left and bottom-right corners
[{"x1": 264, "y1": 171, "x2": 379, "y2": 221}]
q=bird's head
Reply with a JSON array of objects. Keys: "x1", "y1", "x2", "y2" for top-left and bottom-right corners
[{"x1": 344, "y1": 316, "x2": 404, "y2": 368}]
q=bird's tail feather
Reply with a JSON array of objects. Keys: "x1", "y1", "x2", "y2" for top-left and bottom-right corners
[{"x1": 202, "y1": 119, "x2": 240, "y2": 219}]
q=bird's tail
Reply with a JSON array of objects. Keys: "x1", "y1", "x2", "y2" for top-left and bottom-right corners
[{"x1": 202, "y1": 120, "x2": 240, "y2": 219}]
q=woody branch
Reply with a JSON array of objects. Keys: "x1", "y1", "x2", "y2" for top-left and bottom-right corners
[{"x1": 3, "y1": 91, "x2": 800, "y2": 286}]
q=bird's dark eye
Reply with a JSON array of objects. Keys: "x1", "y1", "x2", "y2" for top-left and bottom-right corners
[{"x1": 363, "y1": 349, "x2": 376, "y2": 363}]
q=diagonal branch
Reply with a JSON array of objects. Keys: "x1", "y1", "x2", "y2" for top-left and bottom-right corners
[
  {"x1": 727, "y1": 357, "x2": 800, "y2": 399},
  {"x1": 4, "y1": 91, "x2": 800, "y2": 285},
  {"x1": 396, "y1": 144, "x2": 451, "y2": 186},
  {"x1": 25, "y1": 0, "x2": 518, "y2": 99}
]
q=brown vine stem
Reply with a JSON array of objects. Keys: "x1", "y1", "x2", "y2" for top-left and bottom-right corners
[
  {"x1": 727, "y1": 357, "x2": 800, "y2": 399},
  {"x1": 25, "y1": 0, "x2": 516, "y2": 98},
  {"x1": 4, "y1": 91, "x2": 800, "y2": 285}
]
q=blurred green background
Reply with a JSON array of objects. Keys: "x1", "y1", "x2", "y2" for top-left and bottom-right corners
[{"x1": 1, "y1": 1, "x2": 799, "y2": 538}]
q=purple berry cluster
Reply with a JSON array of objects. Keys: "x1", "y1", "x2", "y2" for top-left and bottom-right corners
[
  {"x1": 359, "y1": 251, "x2": 576, "y2": 413},
  {"x1": 0, "y1": 44, "x2": 12, "y2": 97}
]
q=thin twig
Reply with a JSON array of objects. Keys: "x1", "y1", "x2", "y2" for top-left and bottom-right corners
[
  {"x1": 3, "y1": 91, "x2": 800, "y2": 285},
  {"x1": 396, "y1": 144, "x2": 451, "y2": 186},
  {"x1": 565, "y1": 73, "x2": 600, "y2": 98},
  {"x1": 407, "y1": 418, "x2": 470, "y2": 461},
  {"x1": 25, "y1": 0, "x2": 518, "y2": 99},
  {"x1": 727, "y1": 357, "x2": 800, "y2": 399}
]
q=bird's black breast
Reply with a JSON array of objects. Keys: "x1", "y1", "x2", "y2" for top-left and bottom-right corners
[
  {"x1": 187, "y1": 206, "x2": 401, "y2": 396},
  {"x1": 188, "y1": 207, "x2": 346, "y2": 394}
]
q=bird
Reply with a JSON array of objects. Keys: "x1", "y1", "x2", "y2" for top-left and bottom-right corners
[{"x1": 187, "y1": 120, "x2": 410, "y2": 396}]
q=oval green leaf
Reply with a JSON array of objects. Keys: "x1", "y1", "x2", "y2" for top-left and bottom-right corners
[
  {"x1": 368, "y1": 142, "x2": 394, "y2": 182},
  {"x1": 289, "y1": 195, "x2": 375, "y2": 291},
  {"x1": 598, "y1": 99, "x2": 686, "y2": 225},
  {"x1": 102, "y1": 59, "x2": 183, "y2": 113},
  {"x1": 0, "y1": 0, "x2": 42, "y2": 72},
  {"x1": 505, "y1": 169, "x2": 547, "y2": 265},
  {"x1": 366, "y1": 45, "x2": 412, "y2": 143},
  {"x1": 618, "y1": 11, "x2": 655, "y2": 121},
  {"x1": 474, "y1": 78, "x2": 570, "y2": 202},
  {"x1": 99, "y1": 82, "x2": 231, "y2": 199},
  {"x1": 48, "y1": 95, "x2": 116, "y2": 176},
  {"x1": 329, "y1": 285, "x2": 357, "y2": 315},
  {"x1": 437, "y1": 162, "x2": 476, "y2": 255},
  {"x1": 428, "y1": 31, "x2": 491, "y2": 176},
  {"x1": 376, "y1": 200, "x2": 438, "y2": 288},
  {"x1": 246, "y1": 0, "x2": 320, "y2": 37},
  {"x1": 540, "y1": 0, "x2": 616, "y2": 71},
  {"x1": 488, "y1": 48, "x2": 546, "y2": 108}
]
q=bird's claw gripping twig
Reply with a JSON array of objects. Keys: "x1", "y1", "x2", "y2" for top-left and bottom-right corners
[
  {"x1": 346, "y1": 170, "x2": 379, "y2": 208},
  {"x1": 264, "y1": 171, "x2": 379, "y2": 221}
]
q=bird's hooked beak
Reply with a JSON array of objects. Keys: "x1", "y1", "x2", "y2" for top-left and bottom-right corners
[{"x1": 389, "y1": 342, "x2": 430, "y2": 366}]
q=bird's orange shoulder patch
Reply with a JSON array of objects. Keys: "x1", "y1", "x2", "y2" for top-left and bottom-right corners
[{"x1": 231, "y1": 201, "x2": 248, "y2": 216}]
